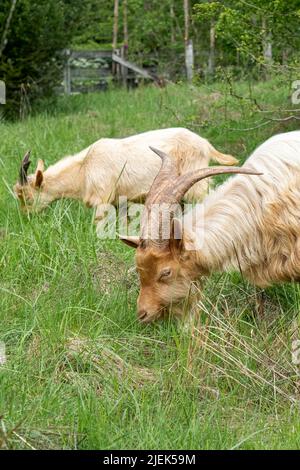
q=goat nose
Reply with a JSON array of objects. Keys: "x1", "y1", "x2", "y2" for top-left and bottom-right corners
[{"x1": 138, "y1": 309, "x2": 148, "y2": 321}]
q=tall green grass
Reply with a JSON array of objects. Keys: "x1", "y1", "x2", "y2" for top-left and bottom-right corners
[{"x1": 0, "y1": 80, "x2": 300, "y2": 449}]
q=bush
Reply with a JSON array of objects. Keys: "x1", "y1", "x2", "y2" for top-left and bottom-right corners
[{"x1": 0, "y1": 0, "x2": 87, "y2": 118}]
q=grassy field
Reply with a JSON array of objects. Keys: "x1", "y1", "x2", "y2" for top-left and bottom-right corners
[{"x1": 1, "y1": 79, "x2": 300, "y2": 450}]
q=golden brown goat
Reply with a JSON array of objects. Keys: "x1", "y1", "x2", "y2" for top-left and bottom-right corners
[{"x1": 120, "y1": 131, "x2": 300, "y2": 323}]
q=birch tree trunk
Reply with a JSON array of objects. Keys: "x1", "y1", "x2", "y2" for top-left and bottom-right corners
[
  {"x1": 262, "y1": 18, "x2": 272, "y2": 65},
  {"x1": 208, "y1": 22, "x2": 215, "y2": 76},
  {"x1": 184, "y1": 0, "x2": 193, "y2": 81}
]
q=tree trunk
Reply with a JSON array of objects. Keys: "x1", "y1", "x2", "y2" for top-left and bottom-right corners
[
  {"x1": 282, "y1": 49, "x2": 289, "y2": 65},
  {"x1": 184, "y1": 0, "x2": 189, "y2": 45},
  {"x1": 112, "y1": 0, "x2": 119, "y2": 77},
  {"x1": 123, "y1": 0, "x2": 128, "y2": 55},
  {"x1": 122, "y1": 0, "x2": 129, "y2": 85},
  {"x1": 262, "y1": 18, "x2": 272, "y2": 65},
  {"x1": 208, "y1": 22, "x2": 215, "y2": 76},
  {"x1": 184, "y1": 0, "x2": 193, "y2": 81},
  {"x1": 112, "y1": 0, "x2": 119, "y2": 51},
  {"x1": 0, "y1": 0, "x2": 18, "y2": 60},
  {"x1": 170, "y1": 0, "x2": 175, "y2": 45}
]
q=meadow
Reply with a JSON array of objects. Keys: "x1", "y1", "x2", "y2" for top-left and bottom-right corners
[{"x1": 1, "y1": 79, "x2": 300, "y2": 450}]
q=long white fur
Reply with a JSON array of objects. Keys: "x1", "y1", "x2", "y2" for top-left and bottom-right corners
[{"x1": 184, "y1": 131, "x2": 300, "y2": 286}]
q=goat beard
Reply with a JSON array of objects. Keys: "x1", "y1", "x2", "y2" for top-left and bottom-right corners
[{"x1": 161, "y1": 281, "x2": 202, "y2": 320}]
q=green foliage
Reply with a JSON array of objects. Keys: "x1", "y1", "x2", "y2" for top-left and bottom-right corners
[
  {"x1": 72, "y1": 0, "x2": 115, "y2": 48},
  {"x1": 74, "y1": 0, "x2": 188, "y2": 72},
  {"x1": 69, "y1": 0, "x2": 300, "y2": 80},
  {"x1": 194, "y1": 0, "x2": 300, "y2": 68},
  {"x1": 2, "y1": 0, "x2": 300, "y2": 119},
  {"x1": 0, "y1": 0, "x2": 88, "y2": 118}
]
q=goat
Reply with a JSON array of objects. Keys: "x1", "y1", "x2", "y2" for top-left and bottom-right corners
[
  {"x1": 14, "y1": 128, "x2": 237, "y2": 217},
  {"x1": 120, "y1": 131, "x2": 300, "y2": 323}
]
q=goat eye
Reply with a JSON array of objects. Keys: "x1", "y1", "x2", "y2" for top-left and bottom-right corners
[{"x1": 159, "y1": 268, "x2": 172, "y2": 281}]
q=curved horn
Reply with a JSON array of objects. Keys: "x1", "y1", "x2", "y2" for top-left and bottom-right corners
[
  {"x1": 146, "y1": 146, "x2": 178, "y2": 206},
  {"x1": 142, "y1": 147, "x2": 263, "y2": 246},
  {"x1": 162, "y1": 165, "x2": 263, "y2": 204},
  {"x1": 19, "y1": 150, "x2": 31, "y2": 185},
  {"x1": 148, "y1": 147, "x2": 262, "y2": 205}
]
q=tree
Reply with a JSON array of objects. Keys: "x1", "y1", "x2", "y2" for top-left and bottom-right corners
[
  {"x1": 194, "y1": 0, "x2": 300, "y2": 75},
  {"x1": 0, "y1": 0, "x2": 87, "y2": 118},
  {"x1": 184, "y1": 0, "x2": 194, "y2": 81},
  {"x1": 0, "y1": 0, "x2": 17, "y2": 60},
  {"x1": 207, "y1": 0, "x2": 216, "y2": 76},
  {"x1": 123, "y1": 0, "x2": 129, "y2": 54},
  {"x1": 112, "y1": 0, "x2": 119, "y2": 50}
]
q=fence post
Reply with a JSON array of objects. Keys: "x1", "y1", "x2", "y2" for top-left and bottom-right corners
[
  {"x1": 64, "y1": 49, "x2": 71, "y2": 95},
  {"x1": 113, "y1": 48, "x2": 122, "y2": 82}
]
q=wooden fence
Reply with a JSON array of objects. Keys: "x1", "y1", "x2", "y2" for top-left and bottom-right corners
[{"x1": 63, "y1": 49, "x2": 156, "y2": 94}]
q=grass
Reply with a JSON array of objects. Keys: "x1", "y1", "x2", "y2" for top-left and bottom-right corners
[{"x1": 1, "y1": 79, "x2": 300, "y2": 449}]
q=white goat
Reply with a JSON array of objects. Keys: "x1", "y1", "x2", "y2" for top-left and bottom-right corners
[{"x1": 14, "y1": 127, "x2": 237, "y2": 218}]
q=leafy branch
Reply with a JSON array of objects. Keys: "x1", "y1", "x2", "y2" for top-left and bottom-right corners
[{"x1": 0, "y1": 0, "x2": 18, "y2": 60}]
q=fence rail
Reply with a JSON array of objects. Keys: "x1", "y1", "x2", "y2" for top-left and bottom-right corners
[{"x1": 63, "y1": 49, "x2": 155, "y2": 94}]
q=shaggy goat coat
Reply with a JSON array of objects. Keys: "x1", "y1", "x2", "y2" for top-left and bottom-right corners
[{"x1": 184, "y1": 131, "x2": 300, "y2": 287}]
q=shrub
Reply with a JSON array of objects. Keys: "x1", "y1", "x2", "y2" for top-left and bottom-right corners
[{"x1": 0, "y1": 0, "x2": 87, "y2": 118}]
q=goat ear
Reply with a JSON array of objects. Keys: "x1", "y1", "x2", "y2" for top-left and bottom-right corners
[
  {"x1": 35, "y1": 160, "x2": 44, "y2": 188},
  {"x1": 35, "y1": 170, "x2": 43, "y2": 188},
  {"x1": 119, "y1": 235, "x2": 139, "y2": 249},
  {"x1": 170, "y1": 218, "x2": 184, "y2": 254},
  {"x1": 35, "y1": 159, "x2": 45, "y2": 173}
]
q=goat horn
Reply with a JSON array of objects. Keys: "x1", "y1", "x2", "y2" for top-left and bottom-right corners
[
  {"x1": 147, "y1": 147, "x2": 262, "y2": 205},
  {"x1": 19, "y1": 150, "x2": 31, "y2": 185},
  {"x1": 146, "y1": 146, "x2": 178, "y2": 206},
  {"x1": 142, "y1": 147, "x2": 263, "y2": 245},
  {"x1": 168, "y1": 166, "x2": 263, "y2": 203}
]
